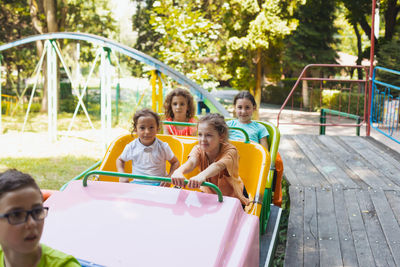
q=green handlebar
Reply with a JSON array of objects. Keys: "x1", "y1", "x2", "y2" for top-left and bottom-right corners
[
  {"x1": 82, "y1": 170, "x2": 224, "y2": 202},
  {"x1": 162, "y1": 121, "x2": 250, "y2": 143},
  {"x1": 60, "y1": 160, "x2": 102, "y2": 191},
  {"x1": 162, "y1": 121, "x2": 197, "y2": 127}
]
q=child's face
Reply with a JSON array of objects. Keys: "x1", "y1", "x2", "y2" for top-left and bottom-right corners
[
  {"x1": 235, "y1": 98, "x2": 255, "y2": 123},
  {"x1": 0, "y1": 187, "x2": 44, "y2": 254},
  {"x1": 197, "y1": 122, "x2": 224, "y2": 154},
  {"x1": 136, "y1": 115, "x2": 159, "y2": 146},
  {"x1": 171, "y1": 95, "x2": 188, "y2": 120}
]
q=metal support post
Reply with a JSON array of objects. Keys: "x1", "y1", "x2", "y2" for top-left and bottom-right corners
[
  {"x1": 100, "y1": 47, "x2": 112, "y2": 149},
  {"x1": 47, "y1": 40, "x2": 58, "y2": 142},
  {"x1": 150, "y1": 70, "x2": 163, "y2": 113},
  {"x1": 0, "y1": 54, "x2": 2, "y2": 134},
  {"x1": 116, "y1": 82, "x2": 120, "y2": 124},
  {"x1": 151, "y1": 70, "x2": 157, "y2": 112},
  {"x1": 320, "y1": 109, "x2": 326, "y2": 135},
  {"x1": 367, "y1": 0, "x2": 377, "y2": 136},
  {"x1": 157, "y1": 71, "x2": 163, "y2": 113}
]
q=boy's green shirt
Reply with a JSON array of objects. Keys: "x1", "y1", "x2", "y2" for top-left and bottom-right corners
[{"x1": 0, "y1": 244, "x2": 81, "y2": 267}]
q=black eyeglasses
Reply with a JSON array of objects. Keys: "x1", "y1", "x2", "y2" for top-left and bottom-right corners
[{"x1": 0, "y1": 207, "x2": 49, "y2": 225}]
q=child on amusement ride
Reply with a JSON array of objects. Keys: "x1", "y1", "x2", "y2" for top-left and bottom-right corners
[
  {"x1": 117, "y1": 108, "x2": 180, "y2": 186},
  {"x1": 163, "y1": 88, "x2": 197, "y2": 136},
  {"x1": 171, "y1": 113, "x2": 250, "y2": 208},
  {"x1": 227, "y1": 91, "x2": 284, "y2": 205},
  {"x1": 0, "y1": 169, "x2": 80, "y2": 267}
]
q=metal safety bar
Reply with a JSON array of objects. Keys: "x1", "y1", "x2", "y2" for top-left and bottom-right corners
[
  {"x1": 320, "y1": 108, "x2": 361, "y2": 136},
  {"x1": 60, "y1": 160, "x2": 102, "y2": 191},
  {"x1": 162, "y1": 121, "x2": 250, "y2": 143},
  {"x1": 82, "y1": 170, "x2": 224, "y2": 203}
]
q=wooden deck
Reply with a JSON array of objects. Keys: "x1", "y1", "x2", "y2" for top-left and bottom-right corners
[{"x1": 280, "y1": 135, "x2": 400, "y2": 267}]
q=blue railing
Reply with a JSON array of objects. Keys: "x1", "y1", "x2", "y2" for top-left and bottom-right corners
[{"x1": 371, "y1": 66, "x2": 400, "y2": 144}]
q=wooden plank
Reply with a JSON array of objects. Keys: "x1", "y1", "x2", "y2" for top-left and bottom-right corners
[
  {"x1": 279, "y1": 135, "x2": 325, "y2": 187},
  {"x1": 279, "y1": 136, "x2": 303, "y2": 186},
  {"x1": 343, "y1": 189, "x2": 375, "y2": 267},
  {"x1": 294, "y1": 135, "x2": 358, "y2": 189},
  {"x1": 364, "y1": 136, "x2": 400, "y2": 164},
  {"x1": 284, "y1": 186, "x2": 304, "y2": 266},
  {"x1": 315, "y1": 136, "x2": 369, "y2": 189},
  {"x1": 385, "y1": 191, "x2": 400, "y2": 226},
  {"x1": 332, "y1": 188, "x2": 359, "y2": 267},
  {"x1": 340, "y1": 136, "x2": 400, "y2": 189},
  {"x1": 319, "y1": 135, "x2": 391, "y2": 190},
  {"x1": 316, "y1": 187, "x2": 342, "y2": 267},
  {"x1": 303, "y1": 187, "x2": 319, "y2": 265},
  {"x1": 369, "y1": 189, "x2": 400, "y2": 266},
  {"x1": 356, "y1": 189, "x2": 396, "y2": 266}
]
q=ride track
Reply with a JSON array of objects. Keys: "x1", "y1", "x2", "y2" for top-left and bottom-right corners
[{"x1": 0, "y1": 32, "x2": 230, "y2": 118}]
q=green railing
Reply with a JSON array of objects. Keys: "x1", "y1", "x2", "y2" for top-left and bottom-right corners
[
  {"x1": 320, "y1": 108, "x2": 361, "y2": 136},
  {"x1": 162, "y1": 121, "x2": 250, "y2": 143},
  {"x1": 82, "y1": 170, "x2": 224, "y2": 203},
  {"x1": 60, "y1": 160, "x2": 102, "y2": 191}
]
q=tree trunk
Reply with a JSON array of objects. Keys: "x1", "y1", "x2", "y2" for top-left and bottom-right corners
[
  {"x1": 44, "y1": 0, "x2": 60, "y2": 111},
  {"x1": 254, "y1": 48, "x2": 262, "y2": 120},
  {"x1": 384, "y1": 0, "x2": 400, "y2": 41},
  {"x1": 353, "y1": 23, "x2": 363, "y2": 80},
  {"x1": 29, "y1": 0, "x2": 48, "y2": 112},
  {"x1": 44, "y1": 0, "x2": 57, "y2": 32}
]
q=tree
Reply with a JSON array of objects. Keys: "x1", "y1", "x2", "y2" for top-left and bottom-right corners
[
  {"x1": 340, "y1": 0, "x2": 400, "y2": 70},
  {"x1": 0, "y1": 1, "x2": 36, "y2": 97},
  {"x1": 28, "y1": 0, "x2": 116, "y2": 111},
  {"x1": 283, "y1": 0, "x2": 338, "y2": 108},
  {"x1": 132, "y1": 0, "x2": 162, "y2": 56},
  {"x1": 148, "y1": 0, "x2": 224, "y2": 89},
  {"x1": 221, "y1": 0, "x2": 297, "y2": 117},
  {"x1": 283, "y1": 0, "x2": 338, "y2": 76}
]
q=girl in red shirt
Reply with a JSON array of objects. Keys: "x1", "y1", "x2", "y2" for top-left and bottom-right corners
[{"x1": 163, "y1": 88, "x2": 197, "y2": 136}]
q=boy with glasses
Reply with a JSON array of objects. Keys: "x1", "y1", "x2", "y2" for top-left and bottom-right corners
[{"x1": 0, "y1": 169, "x2": 80, "y2": 266}]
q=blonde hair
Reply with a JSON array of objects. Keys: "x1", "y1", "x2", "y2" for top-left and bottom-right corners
[{"x1": 198, "y1": 113, "x2": 228, "y2": 141}]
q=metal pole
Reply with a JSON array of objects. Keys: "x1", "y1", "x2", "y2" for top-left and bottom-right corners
[
  {"x1": 367, "y1": 0, "x2": 377, "y2": 136},
  {"x1": 47, "y1": 40, "x2": 58, "y2": 142},
  {"x1": 320, "y1": 109, "x2": 326, "y2": 135},
  {"x1": 157, "y1": 71, "x2": 163, "y2": 113},
  {"x1": 116, "y1": 82, "x2": 120, "y2": 124},
  {"x1": 22, "y1": 41, "x2": 48, "y2": 133},
  {"x1": 0, "y1": 54, "x2": 2, "y2": 134},
  {"x1": 151, "y1": 70, "x2": 157, "y2": 112},
  {"x1": 100, "y1": 47, "x2": 112, "y2": 149}
]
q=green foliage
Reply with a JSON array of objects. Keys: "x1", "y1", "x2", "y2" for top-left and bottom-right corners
[
  {"x1": 0, "y1": 0, "x2": 117, "y2": 102},
  {"x1": 376, "y1": 39, "x2": 400, "y2": 87},
  {"x1": 148, "y1": 0, "x2": 223, "y2": 90},
  {"x1": 132, "y1": 0, "x2": 162, "y2": 56},
  {"x1": 221, "y1": 0, "x2": 298, "y2": 90},
  {"x1": 283, "y1": 0, "x2": 338, "y2": 77}
]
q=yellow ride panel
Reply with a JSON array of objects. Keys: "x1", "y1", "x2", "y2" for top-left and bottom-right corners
[{"x1": 98, "y1": 134, "x2": 270, "y2": 217}]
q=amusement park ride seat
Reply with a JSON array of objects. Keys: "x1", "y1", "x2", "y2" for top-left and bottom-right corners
[
  {"x1": 96, "y1": 134, "x2": 270, "y2": 219},
  {"x1": 96, "y1": 134, "x2": 184, "y2": 182}
]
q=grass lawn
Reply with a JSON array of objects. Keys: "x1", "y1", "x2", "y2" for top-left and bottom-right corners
[
  {"x1": 0, "y1": 156, "x2": 98, "y2": 190},
  {"x1": 1, "y1": 113, "x2": 102, "y2": 133}
]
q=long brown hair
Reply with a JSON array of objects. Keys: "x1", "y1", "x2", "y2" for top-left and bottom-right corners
[{"x1": 164, "y1": 88, "x2": 195, "y2": 120}]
